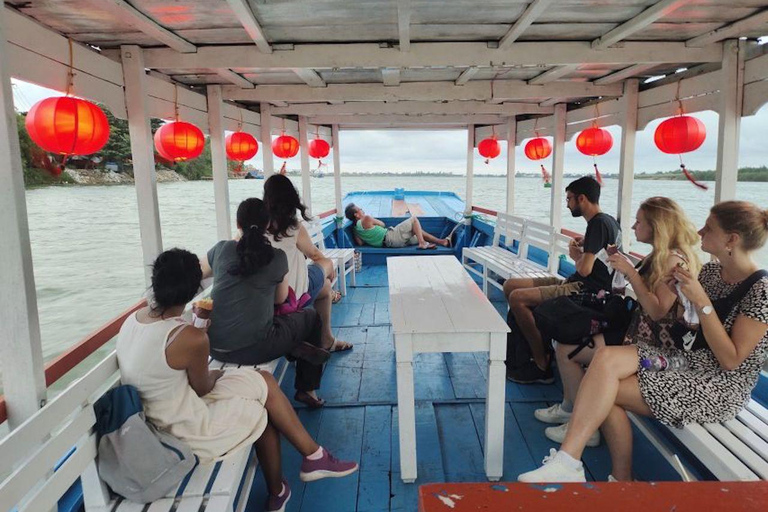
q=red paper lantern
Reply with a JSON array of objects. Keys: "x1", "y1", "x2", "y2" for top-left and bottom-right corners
[
  {"x1": 225, "y1": 131, "x2": 259, "y2": 161},
  {"x1": 477, "y1": 137, "x2": 501, "y2": 161},
  {"x1": 272, "y1": 134, "x2": 299, "y2": 159},
  {"x1": 654, "y1": 115, "x2": 706, "y2": 155},
  {"x1": 25, "y1": 97, "x2": 109, "y2": 156},
  {"x1": 154, "y1": 121, "x2": 205, "y2": 162},
  {"x1": 308, "y1": 138, "x2": 330, "y2": 160},
  {"x1": 575, "y1": 127, "x2": 613, "y2": 157},
  {"x1": 524, "y1": 137, "x2": 552, "y2": 161}
]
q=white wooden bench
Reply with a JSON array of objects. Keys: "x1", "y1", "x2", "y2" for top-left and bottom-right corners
[
  {"x1": 462, "y1": 213, "x2": 572, "y2": 296},
  {"x1": 306, "y1": 219, "x2": 356, "y2": 296},
  {"x1": 630, "y1": 395, "x2": 768, "y2": 482},
  {"x1": 0, "y1": 290, "x2": 285, "y2": 512}
]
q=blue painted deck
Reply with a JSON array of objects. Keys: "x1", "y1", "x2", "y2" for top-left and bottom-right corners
[{"x1": 243, "y1": 263, "x2": 682, "y2": 512}]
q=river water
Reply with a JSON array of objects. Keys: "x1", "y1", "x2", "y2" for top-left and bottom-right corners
[{"x1": 18, "y1": 176, "x2": 768, "y2": 370}]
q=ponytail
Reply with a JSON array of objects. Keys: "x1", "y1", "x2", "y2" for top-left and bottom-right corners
[{"x1": 229, "y1": 199, "x2": 275, "y2": 277}]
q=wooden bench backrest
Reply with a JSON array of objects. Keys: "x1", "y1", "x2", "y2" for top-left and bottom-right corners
[
  {"x1": 550, "y1": 232, "x2": 573, "y2": 274},
  {"x1": 519, "y1": 220, "x2": 555, "y2": 269},
  {"x1": 492, "y1": 213, "x2": 526, "y2": 249},
  {"x1": 305, "y1": 219, "x2": 326, "y2": 251},
  {"x1": 0, "y1": 353, "x2": 119, "y2": 511}
]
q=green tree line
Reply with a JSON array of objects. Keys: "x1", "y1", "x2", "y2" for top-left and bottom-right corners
[
  {"x1": 636, "y1": 166, "x2": 768, "y2": 182},
  {"x1": 17, "y1": 108, "x2": 216, "y2": 186}
]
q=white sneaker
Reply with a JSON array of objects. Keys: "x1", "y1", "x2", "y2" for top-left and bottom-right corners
[
  {"x1": 534, "y1": 403, "x2": 572, "y2": 424},
  {"x1": 607, "y1": 475, "x2": 618, "y2": 482},
  {"x1": 544, "y1": 422, "x2": 601, "y2": 447},
  {"x1": 518, "y1": 449, "x2": 586, "y2": 483}
]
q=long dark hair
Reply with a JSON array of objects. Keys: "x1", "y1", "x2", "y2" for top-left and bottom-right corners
[
  {"x1": 263, "y1": 174, "x2": 310, "y2": 241},
  {"x1": 150, "y1": 248, "x2": 202, "y2": 315},
  {"x1": 230, "y1": 198, "x2": 275, "y2": 276}
]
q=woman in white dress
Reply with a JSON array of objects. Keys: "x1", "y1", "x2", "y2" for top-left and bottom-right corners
[{"x1": 117, "y1": 248, "x2": 358, "y2": 512}]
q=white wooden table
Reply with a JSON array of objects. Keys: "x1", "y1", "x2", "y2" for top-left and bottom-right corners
[{"x1": 387, "y1": 255, "x2": 510, "y2": 483}]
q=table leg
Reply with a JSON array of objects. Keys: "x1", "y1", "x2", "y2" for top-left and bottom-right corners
[
  {"x1": 397, "y1": 361, "x2": 416, "y2": 482},
  {"x1": 482, "y1": 264, "x2": 489, "y2": 297},
  {"x1": 338, "y1": 257, "x2": 347, "y2": 296},
  {"x1": 485, "y1": 333, "x2": 506, "y2": 481}
]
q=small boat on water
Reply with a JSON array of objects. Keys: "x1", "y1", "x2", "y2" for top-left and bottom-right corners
[{"x1": 2, "y1": 2, "x2": 768, "y2": 512}]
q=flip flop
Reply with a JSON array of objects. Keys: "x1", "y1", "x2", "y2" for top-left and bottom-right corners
[
  {"x1": 294, "y1": 390, "x2": 325, "y2": 409},
  {"x1": 417, "y1": 243, "x2": 436, "y2": 250},
  {"x1": 331, "y1": 290, "x2": 342, "y2": 304},
  {"x1": 329, "y1": 339, "x2": 353, "y2": 353}
]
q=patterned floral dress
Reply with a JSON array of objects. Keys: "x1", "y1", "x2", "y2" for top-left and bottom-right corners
[{"x1": 636, "y1": 262, "x2": 768, "y2": 428}]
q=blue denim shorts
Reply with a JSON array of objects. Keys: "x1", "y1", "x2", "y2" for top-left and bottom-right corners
[{"x1": 306, "y1": 263, "x2": 325, "y2": 306}]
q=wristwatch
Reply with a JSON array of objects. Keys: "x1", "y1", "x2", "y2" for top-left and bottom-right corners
[{"x1": 699, "y1": 304, "x2": 714, "y2": 316}]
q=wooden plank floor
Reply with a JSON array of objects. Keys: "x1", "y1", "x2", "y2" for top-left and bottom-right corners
[{"x1": 243, "y1": 265, "x2": 680, "y2": 512}]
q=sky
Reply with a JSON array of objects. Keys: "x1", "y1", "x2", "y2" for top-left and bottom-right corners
[{"x1": 12, "y1": 78, "x2": 768, "y2": 176}]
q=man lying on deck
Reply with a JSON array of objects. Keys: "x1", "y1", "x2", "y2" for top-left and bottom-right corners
[{"x1": 344, "y1": 203, "x2": 450, "y2": 249}]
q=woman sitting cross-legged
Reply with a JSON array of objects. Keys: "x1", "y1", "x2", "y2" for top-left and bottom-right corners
[
  {"x1": 535, "y1": 197, "x2": 701, "y2": 449},
  {"x1": 201, "y1": 198, "x2": 329, "y2": 409},
  {"x1": 117, "y1": 249, "x2": 358, "y2": 512},
  {"x1": 519, "y1": 200, "x2": 768, "y2": 482},
  {"x1": 263, "y1": 174, "x2": 352, "y2": 353}
]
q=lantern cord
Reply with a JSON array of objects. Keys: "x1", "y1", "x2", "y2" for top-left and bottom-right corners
[
  {"x1": 592, "y1": 102, "x2": 601, "y2": 129},
  {"x1": 66, "y1": 38, "x2": 75, "y2": 96},
  {"x1": 238, "y1": 109, "x2": 243, "y2": 131},
  {"x1": 679, "y1": 155, "x2": 708, "y2": 190},
  {"x1": 675, "y1": 79, "x2": 684, "y2": 116},
  {"x1": 593, "y1": 161, "x2": 604, "y2": 186},
  {"x1": 173, "y1": 85, "x2": 179, "y2": 121}
]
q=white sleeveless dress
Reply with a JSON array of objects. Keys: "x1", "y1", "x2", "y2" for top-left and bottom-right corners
[
  {"x1": 116, "y1": 313, "x2": 269, "y2": 463},
  {"x1": 266, "y1": 226, "x2": 309, "y2": 295}
]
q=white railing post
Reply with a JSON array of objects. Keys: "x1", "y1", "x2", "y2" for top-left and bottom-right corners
[
  {"x1": 465, "y1": 124, "x2": 475, "y2": 215},
  {"x1": 506, "y1": 117, "x2": 517, "y2": 214},
  {"x1": 332, "y1": 124, "x2": 343, "y2": 216},
  {"x1": 299, "y1": 116, "x2": 312, "y2": 214},
  {"x1": 0, "y1": 6, "x2": 46, "y2": 428},
  {"x1": 550, "y1": 103, "x2": 567, "y2": 232},
  {"x1": 260, "y1": 102, "x2": 274, "y2": 178},
  {"x1": 715, "y1": 39, "x2": 744, "y2": 203},
  {"x1": 121, "y1": 45, "x2": 163, "y2": 286},
  {"x1": 206, "y1": 85, "x2": 232, "y2": 240},
  {"x1": 618, "y1": 79, "x2": 639, "y2": 250}
]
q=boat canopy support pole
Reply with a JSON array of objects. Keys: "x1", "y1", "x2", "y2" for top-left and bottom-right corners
[
  {"x1": 465, "y1": 124, "x2": 474, "y2": 216},
  {"x1": 0, "y1": 6, "x2": 46, "y2": 428},
  {"x1": 207, "y1": 85, "x2": 232, "y2": 240},
  {"x1": 332, "y1": 124, "x2": 343, "y2": 234},
  {"x1": 121, "y1": 45, "x2": 163, "y2": 286},
  {"x1": 261, "y1": 102, "x2": 275, "y2": 178},
  {"x1": 549, "y1": 104, "x2": 567, "y2": 232},
  {"x1": 299, "y1": 116, "x2": 312, "y2": 214},
  {"x1": 715, "y1": 39, "x2": 744, "y2": 203},
  {"x1": 506, "y1": 117, "x2": 517, "y2": 214},
  {"x1": 617, "y1": 79, "x2": 639, "y2": 250}
]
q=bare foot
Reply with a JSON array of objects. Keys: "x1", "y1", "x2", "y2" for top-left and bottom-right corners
[{"x1": 418, "y1": 242, "x2": 436, "y2": 249}]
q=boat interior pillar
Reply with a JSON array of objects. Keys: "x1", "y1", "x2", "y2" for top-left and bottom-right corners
[
  {"x1": 0, "y1": 7, "x2": 47, "y2": 428},
  {"x1": 298, "y1": 116, "x2": 312, "y2": 215},
  {"x1": 465, "y1": 124, "x2": 475, "y2": 215},
  {"x1": 260, "y1": 102, "x2": 275, "y2": 178},
  {"x1": 506, "y1": 117, "x2": 517, "y2": 214},
  {"x1": 121, "y1": 45, "x2": 163, "y2": 286},
  {"x1": 206, "y1": 85, "x2": 233, "y2": 240},
  {"x1": 617, "y1": 79, "x2": 639, "y2": 250},
  {"x1": 549, "y1": 103, "x2": 567, "y2": 232},
  {"x1": 715, "y1": 39, "x2": 744, "y2": 203},
  {"x1": 332, "y1": 124, "x2": 343, "y2": 220}
]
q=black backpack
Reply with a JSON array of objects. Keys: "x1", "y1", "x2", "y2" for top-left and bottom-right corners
[{"x1": 506, "y1": 308, "x2": 534, "y2": 370}]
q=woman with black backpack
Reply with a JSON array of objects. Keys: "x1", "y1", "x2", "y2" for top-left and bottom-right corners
[
  {"x1": 519, "y1": 200, "x2": 768, "y2": 483},
  {"x1": 533, "y1": 197, "x2": 701, "y2": 448}
]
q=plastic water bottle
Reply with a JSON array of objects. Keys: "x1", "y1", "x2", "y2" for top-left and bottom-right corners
[{"x1": 640, "y1": 354, "x2": 689, "y2": 372}]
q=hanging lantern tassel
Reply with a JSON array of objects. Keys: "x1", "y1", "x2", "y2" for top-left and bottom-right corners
[
  {"x1": 593, "y1": 162, "x2": 604, "y2": 186},
  {"x1": 540, "y1": 164, "x2": 551, "y2": 184},
  {"x1": 680, "y1": 162, "x2": 708, "y2": 190},
  {"x1": 279, "y1": 161, "x2": 288, "y2": 175}
]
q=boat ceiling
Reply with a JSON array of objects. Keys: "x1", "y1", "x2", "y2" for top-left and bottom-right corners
[{"x1": 7, "y1": 0, "x2": 768, "y2": 129}]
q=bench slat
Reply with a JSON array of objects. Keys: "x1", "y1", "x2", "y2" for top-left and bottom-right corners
[
  {"x1": 175, "y1": 496, "x2": 204, "y2": 512},
  {"x1": 20, "y1": 434, "x2": 98, "y2": 512},
  {"x1": 738, "y1": 407, "x2": 768, "y2": 444},
  {"x1": 210, "y1": 448, "x2": 252, "y2": 496},
  {"x1": 180, "y1": 463, "x2": 217, "y2": 497},
  {"x1": 724, "y1": 417, "x2": 768, "y2": 462},
  {"x1": 671, "y1": 423, "x2": 759, "y2": 481},
  {"x1": 746, "y1": 400, "x2": 768, "y2": 426},
  {"x1": 0, "y1": 353, "x2": 118, "y2": 476},
  {"x1": 0, "y1": 407, "x2": 94, "y2": 508},
  {"x1": 116, "y1": 500, "x2": 147, "y2": 512},
  {"x1": 146, "y1": 497, "x2": 175, "y2": 512},
  {"x1": 703, "y1": 423, "x2": 768, "y2": 479}
]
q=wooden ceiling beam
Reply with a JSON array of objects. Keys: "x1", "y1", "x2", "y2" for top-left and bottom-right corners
[
  {"x1": 397, "y1": 0, "x2": 411, "y2": 52},
  {"x1": 225, "y1": 0, "x2": 272, "y2": 53},
  {"x1": 292, "y1": 69, "x2": 326, "y2": 87},
  {"x1": 687, "y1": 9, "x2": 768, "y2": 47},
  {"x1": 382, "y1": 68, "x2": 401, "y2": 86},
  {"x1": 100, "y1": 0, "x2": 196, "y2": 53},
  {"x1": 455, "y1": 67, "x2": 480, "y2": 86},
  {"x1": 270, "y1": 101, "x2": 554, "y2": 116},
  {"x1": 528, "y1": 65, "x2": 578, "y2": 85},
  {"x1": 498, "y1": 0, "x2": 556, "y2": 50},
  {"x1": 592, "y1": 0, "x2": 693, "y2": 50},
  {"x1": 593, "y1": 64, "x2": 657, "y2": 85},
  {"x1": 215, "y1": 69, "x2": 255, "y2": 89}
]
